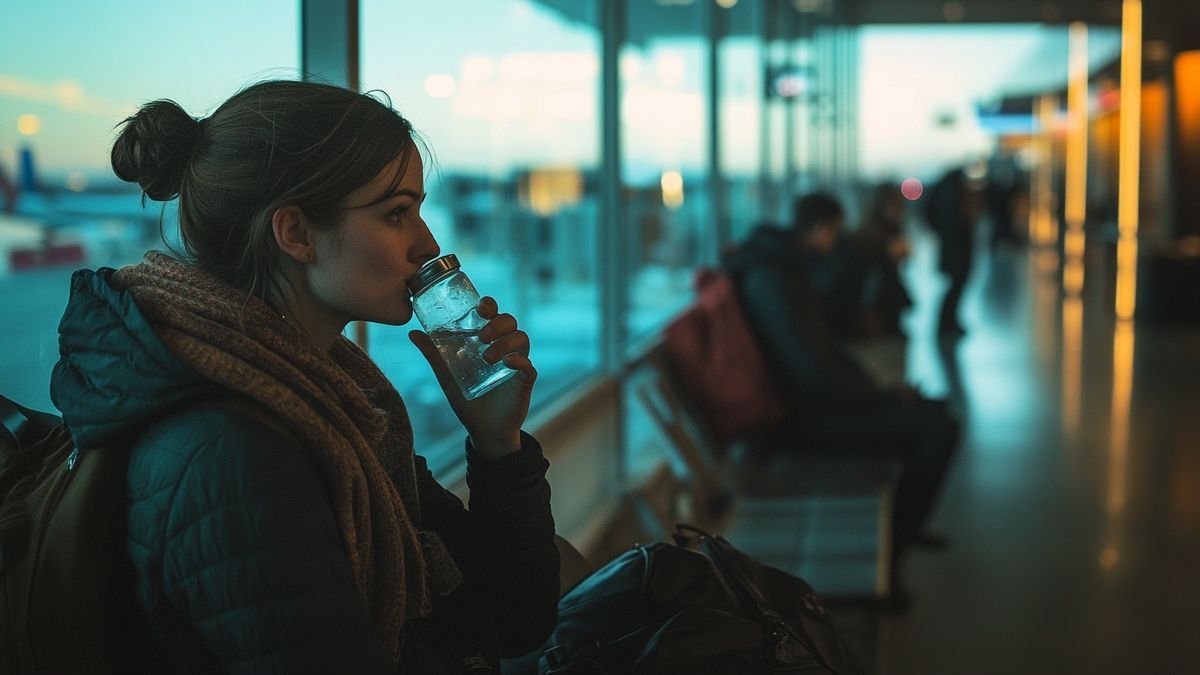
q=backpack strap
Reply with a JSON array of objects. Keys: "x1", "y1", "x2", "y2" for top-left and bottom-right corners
[
  {"x1": 1, "y1": 393, "x2": 63, "y2": 456},
  {"x1": 0, "y1": 395, "x2": 21, "y2": 451},
  {"x1": 0, "y1": 394, "x2": 63, "y2": 452}
]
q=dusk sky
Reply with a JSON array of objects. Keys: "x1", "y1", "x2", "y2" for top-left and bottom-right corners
[{"x1": 2, "y1": 1, "x2": 1121, "y2": 186}]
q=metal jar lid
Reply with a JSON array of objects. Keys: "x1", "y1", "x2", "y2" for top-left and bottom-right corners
[{"x1": 407, "y1": 254, "x2": 461, "y2": 295}]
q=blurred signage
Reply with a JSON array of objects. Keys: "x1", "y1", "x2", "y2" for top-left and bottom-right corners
[{"x1": 765, "y1": 65, "x2": 814, "y2": 100}]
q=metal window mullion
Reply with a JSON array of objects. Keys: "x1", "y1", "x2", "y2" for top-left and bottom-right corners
[
  {"x1": 302, "y1": 0, "x2": 365, "y2": 346},
  {"x1": 707, "y1": 0, "x2": 727, "y2": 262},
  {"x1": 599, "y1": 0, "x2": 628, "y2": 486}
]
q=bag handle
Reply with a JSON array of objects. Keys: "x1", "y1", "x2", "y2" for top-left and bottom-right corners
[{"x1": 672, "y1": 523, "x2": 842, "y2": 675}]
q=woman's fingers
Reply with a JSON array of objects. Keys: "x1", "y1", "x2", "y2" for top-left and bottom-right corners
[
  {"x1": 476, "y1": 296, "x2": 499, "y2": 319},
  {"x1": 479, "y1": 313, "x2": 518, "y2": 343},
  {"x1": 474, "y1": 297, "x2": 532, "y2": 365},
  {"x1": 483, "y1": 331, "x2": 530, "y2": 363},
  {"x1": 501, "y1": 353, "x2": 538, "y2": 380}
]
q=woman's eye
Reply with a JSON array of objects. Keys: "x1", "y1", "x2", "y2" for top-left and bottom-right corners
[{"x1": 388, "y1": 205, "x2": 413, "y2": 223}]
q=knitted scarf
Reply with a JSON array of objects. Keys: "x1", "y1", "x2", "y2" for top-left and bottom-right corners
[{"x1": 111, "y1": 251, "x2": 461, "y2": 662}]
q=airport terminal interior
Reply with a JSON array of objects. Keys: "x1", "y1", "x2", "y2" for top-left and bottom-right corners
[{"x1": 2, "y1": 1, "x2": 1199, "y2": 673}]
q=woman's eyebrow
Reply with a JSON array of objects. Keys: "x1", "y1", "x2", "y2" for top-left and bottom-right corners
[
  {"x1": 389, "y1": 188, "x2": 424, "y2": 201},
  {"x1": 357, "y1": 188, "x2": 425, "y2": 209},
  {"x1": 382, "y1": 189, "x2": 428, "y2": 205}
]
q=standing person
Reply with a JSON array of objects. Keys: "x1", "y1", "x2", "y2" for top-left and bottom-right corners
[
  {"x1": 723, "y1": 192, "x2": 960, "y2": 610},
  {"x1": 985, "y1": 153, "x2": 1022, "y2": 249},
  {"x1": 50, "y1": 80, "x2": 559, "y2": 674},
  {"x1": 855, "y1": 183, "x2": 913, "y2": 338},
  {"x1": 925, "y1": 167, "x2": 977, "y2": 337}
]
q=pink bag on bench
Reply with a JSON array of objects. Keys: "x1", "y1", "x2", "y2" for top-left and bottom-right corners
[{"x1": 662, "y1": 269, "x2": 785, "y2": 454}]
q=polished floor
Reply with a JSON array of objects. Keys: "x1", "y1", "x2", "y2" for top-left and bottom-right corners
[{"x1": 869, "y1": 234, "x2": 1200, "y2": 674}]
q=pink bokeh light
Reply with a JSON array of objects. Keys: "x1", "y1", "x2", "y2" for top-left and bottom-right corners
[{"x1": 901, "y1": 178, "x2": 924, "y2": 201}]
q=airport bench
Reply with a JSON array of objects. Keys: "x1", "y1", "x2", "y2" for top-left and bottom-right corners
[{"x1": 632, "y1": 342, "x2": 897, "y2": 605}]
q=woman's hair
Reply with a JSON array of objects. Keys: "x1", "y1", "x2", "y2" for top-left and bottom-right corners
[
  {"x1": 791, "y1": 192, "x2": 844, "y2": 233},
  {"x1": 111, "y1": 79, "x2": 418, "y2": 306}
]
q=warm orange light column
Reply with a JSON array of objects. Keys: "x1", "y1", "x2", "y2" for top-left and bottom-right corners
[
  {"x1": 1063, "y1": 22, "x2": 1088, "y2": 296},
  {"x1": 1115, "y1": 0, "x2": 1141, "y2": 320}
]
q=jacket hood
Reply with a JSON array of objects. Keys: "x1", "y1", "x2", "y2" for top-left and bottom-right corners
[{"x1": 50, "y1": 268, "x2": 213, "y2": 449}]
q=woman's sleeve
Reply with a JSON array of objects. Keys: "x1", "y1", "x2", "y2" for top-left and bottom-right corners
[
  {"x1": 143, "y1": 409, "x2": 399, "y2": 674},
  {"x1": 414, "y1": 432, "x2": 559, "y2": 657}
]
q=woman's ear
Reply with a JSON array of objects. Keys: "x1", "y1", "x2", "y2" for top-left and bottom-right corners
[{"x1": 271, "y1": 205, "x2": 315, "y2": 263}]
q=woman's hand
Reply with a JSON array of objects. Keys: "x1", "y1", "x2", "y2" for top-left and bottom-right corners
[{"x1": 409, "y1": 297, "x2": 536, "y2": 460}]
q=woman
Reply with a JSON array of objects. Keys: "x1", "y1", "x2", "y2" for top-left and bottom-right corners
[{"x1": 49, "y1": 80, "x2": 559, "y2": 673}]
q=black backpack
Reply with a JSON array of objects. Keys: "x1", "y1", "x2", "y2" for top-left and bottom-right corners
[
  {"x1": 0, "y1": 393, "x2": 128, "y2": 675},
  {"x1": 537, "y1": 524, "x2": 866, "y2": 675}
]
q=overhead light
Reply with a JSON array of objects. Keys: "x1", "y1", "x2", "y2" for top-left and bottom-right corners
[
  {"x1": 1145, "y1": 40, "x2": 1170, "y2": 63},
  {"x1": 943, "y1": 2, "x2": 965, "y2": 22}
]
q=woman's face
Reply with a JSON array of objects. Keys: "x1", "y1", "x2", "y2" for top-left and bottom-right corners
[{"x1": 306, "y1": 150, "x2": 440, "y2": 328}]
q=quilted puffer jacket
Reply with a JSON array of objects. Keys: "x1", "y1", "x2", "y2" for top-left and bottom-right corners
[{"x1": 49, "y1": 268, "x2": 559, "y2": 674}]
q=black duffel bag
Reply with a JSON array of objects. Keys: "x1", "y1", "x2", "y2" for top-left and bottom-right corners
[{"x1": 537, "y1": 524, "x2": 866, "y2": 675}]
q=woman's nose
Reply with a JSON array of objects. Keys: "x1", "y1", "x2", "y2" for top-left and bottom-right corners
[{"x1": 415, "y1": 220, "x2": 441, "y2": 264}]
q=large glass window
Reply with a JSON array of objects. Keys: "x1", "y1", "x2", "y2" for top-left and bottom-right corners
[
  {"x1": 857, "y1": 25, "x2": 1121, "y2": 184},
  {"x1": 0, "y1": 1, "x2": 299, "y2": 411},
  {"x1": 622, "y1": 0, "x2": 710, "y2": 343},
  {"x1": 719, "y1": 0, "x2": 765, "y2": 242},
  {"x1": 361, "y1": 1, "x2": 602, "y2": 461}
]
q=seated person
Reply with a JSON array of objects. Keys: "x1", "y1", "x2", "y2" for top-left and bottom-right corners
[
  {"x1": 852, "y1": 183, "x2": 914, "y2": 338},
  {"x1": 52, "y1": 80, "x2": 559, "y2": 674},
  {"x1": 722, "y1": 192, "x2": 960, "y2": 609}
]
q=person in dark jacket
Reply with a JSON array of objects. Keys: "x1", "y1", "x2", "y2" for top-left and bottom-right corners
[
  {"x1": 924, "y1": 167, "x2": 978, "y2": 336},
  {"x1": 49, "y1": 80, "x2": 559, "y2": 674},
  {"x1": 723, "y1": 193, "x2": 959, "y2": 610}
]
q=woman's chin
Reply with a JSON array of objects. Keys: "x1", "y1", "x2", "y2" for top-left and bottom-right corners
[{"x1": 375, "y1": 307, "x2": 414, "y2": 327}]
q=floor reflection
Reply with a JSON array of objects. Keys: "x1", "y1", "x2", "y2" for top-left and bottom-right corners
[
  {"x1": 875, "y1": 238, "x2": 1200, "y2": 674},
  {"x1": 1107, "y1": 321, "x2": 1134, "y2": 518},
  {"x1": 1061, "y1": 296, "x2": 1084, "y2": 444}
]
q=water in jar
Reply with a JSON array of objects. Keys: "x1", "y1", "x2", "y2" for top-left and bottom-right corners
[{"x1": 428, "y1": 310, "x2": 518, "y2": 399}]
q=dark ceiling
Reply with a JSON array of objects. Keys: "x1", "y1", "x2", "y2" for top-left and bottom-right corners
[
  {"x1": 850, "y1": 1, "x2": 1122, "y2": 25},
  {"x1": 535, "y1": 1, "x2": 1199, "y2": 42},
  {"x1": 850, "y1": 0, "x2": 1197, "y2": 29}
]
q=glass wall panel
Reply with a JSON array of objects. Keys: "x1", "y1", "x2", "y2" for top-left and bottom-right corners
[
  {"x1": 622, "y1": 0, "x2": 710, "y2": 342},
  {"x1": 762, "y1": 6, "x2": 791, "y2": 225},
  {"x1": 361, "y1": 1, "x2": 602, "y2": 463},
  {"x1": 0, "y1": 1, "x2": 299, "y2": 411},
  {"x1": 720, "y1": 0, "x2": 765, "y2": 243}
]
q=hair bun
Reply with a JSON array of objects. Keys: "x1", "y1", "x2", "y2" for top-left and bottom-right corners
[{"x1": 111, "y1": 99, "x2": 203, "y2": 201}]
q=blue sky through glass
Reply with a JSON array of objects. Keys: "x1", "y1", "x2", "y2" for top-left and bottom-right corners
[{"x1": 0, "y1": 0, "x2": 299, "y2": 183}]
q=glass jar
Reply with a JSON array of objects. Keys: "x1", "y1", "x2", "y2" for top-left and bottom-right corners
[{"x1": 407, "y1": 254, "x2": 518, "y2": 400}]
